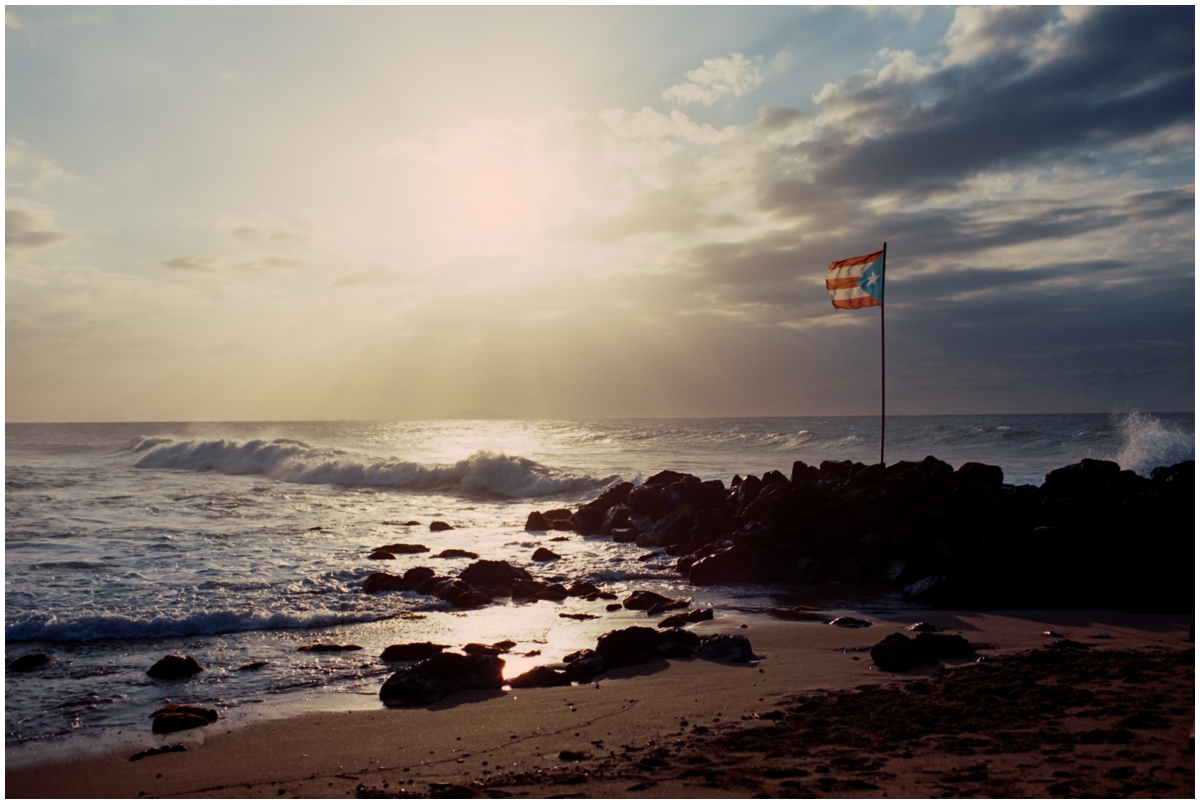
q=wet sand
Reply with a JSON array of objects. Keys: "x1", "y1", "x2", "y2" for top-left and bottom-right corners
[{"x1": 6, "y1": 609, "x2": 1193, "y2": 798}]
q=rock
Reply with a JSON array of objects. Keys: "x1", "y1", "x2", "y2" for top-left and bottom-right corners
[
  {"x1": 129, "y1": 744, "x2": 187, "y2": 761},
  {"x1": 906, "y1": 622, "x2": 939, "y2": 632},
  {"x1": 379, "y1": 653, "x2": 505, "y2": 706},
  {"x1": 434, "y1": 549, "x2": 480, "y2": 559},
  {"x1": 367, "y1": 550, "x2": 397, "y2": 560},
  {"x1": 695, "y1": 634, "x2": 758, "y2": 663},
  {"x1": 531, "y1": 547, "x2": 560, "y2": 561},
  {"x1": 236, "y1": 661, "x2": 269, "y2": 671},
  {"x1": 550, "y1": 536, "x2": 570, "y2": 542},
  {"x1": 381, "y1": 643, "x2": 449, "y2": 662},
  {"x1": 595, "y1": 626, "x2": 661, "y2": 668},
  {"x1": 645, "y1": 598, "x2": 691, "y2": 616},
  {"x1": 567, "y1": 582, "x2": 600, "y2": 597},
  {"x1": 559, "y1": 612, "x2": 598, "y2": 620},
  {"x1": 621, "y1": 590, "x2": 674, "y2": 610},
  {"x1": 611, "y1": 528, "x2": 638, "y2": 543},
  {"x1": 149, "y1": 704, "x2": 218, "y2": 734},
  {"x1": 656, "y1": 628, "x2": 702, "y2": 658},
  {"x1": 511, "y1": 580, "x2": 569, "y2": 601},
  {"x1": 569, "y1": 507, "x2": 606, "y2": 535},
  {"x1": 507, "y1": 665, "x2": 571, "y2": 688},
  {"x1": 462, "y1": 643, "x2": 504, "y2": 656},
  {"x1": 657, "y1": 613, "x2": 688, "y2": 629},
  {"x1": 525, "y1": 511, "x2": 550, "y2": 531},
  {"x1": 605, "y1": 603, "x2": 622, "y2": 612},
  {"x1": 146, "y1": 655, "x2": 204, "y2": 680},
  {"x1": 869, "y1": 633, "x2": 937, "y2": 672},
  {"x1": 376, "y1": 543, "x2": 430, "y2": 554},
  {"x1": 429, "y1": 521, "x2": 455, "y2": 532},
  {"x1": 363, "y1": 566, "x2": 437, "y2": 594},
  {"x1": 913, "y1": 632, "x2": 974, "y2": 658},
  {"x1": 1045, "y1": 638, "x2": 1091, "y2": 651},
  {"x1": 458, "y1": 560, "x2": 532, "y2": 593},
  {"x1": 297, "y1": 643, "x2": 363, "y2": 652},
  {"x1": 829, "y1": 616, "x2": 872, "y2": 628},
  {"x1": 563, "y1": 649, "x2": 606, "y2": 682},
  {"x1": 955, "y1": 462, "x2": 1004, "y2": 487},
  {"x1": 1043, "y1": 458, "x2": 1121, "y2": 497},
  {"x1": 453, "y1": 590, "x2": 493, "y2": 608},
  {"x1": 543, "y1": 508, "x2": 572, "y2": 524},
  {"x1": 8, "y1": 653, "x2": 51, "y2": 672},
  {"x1": 685, "y1": 608, "x2": 714, "y2": 623},
  {"x1": 688, "y1": 543, "x2": 754, "y2": 586}
]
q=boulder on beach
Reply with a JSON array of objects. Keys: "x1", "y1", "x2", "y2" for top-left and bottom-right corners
[
  {"x1": 363, "y1": 566, "x2": 435, "y2": 594},
  {"x1": 149, "y1": 703, "x2": 218, "y2": 734},
  {"x1": 381, "y1": 643, "x2": 449, "y2": 662},
  {"x1": 379, "y1": 653, "x2": 505, "y2": 706},
  {"x1": 524, "y1": 511, "x2": 550, "y2": 531},
  {"x1": 458, "y1": 559, "x2": 532, "y2": 593},
  {"x1": 434, "y1": 549, "x2": 479, "y2": 559},
  {"x1": 367, "y1": 550, "x2": 397, "y2": 560},
  {"x1": 8, "y1": 652, "x2": 51, "y2": 672},
  {"x1": 531, "y1": 547, "x2": 560, "y2": 561},
  {"x1": 147, "y1": 655, "x2": 204, "y2": 680},
  {"x1": 656, "y1": 628, "x2": 702, "y2": 658},
  {"x1": 622, "y1": 590, "x2": 683, "y2": 611},
  {"x1": 507, "y1": 665, "x2": 571, "y2": 688},
  {"x1": 429, "y1": 521, "x2": 455, "y2": 532},
  {"x1": 695, "y1": 633, "x2": 758, "y2": 663},
  {"x1": 596, "y1": 626, "x2": 661, "y2": 668},
  {"x1": 870, "y1": 633, "x2": 937, "y2": 673},
  {"x1": 562, "y1": 649, "x2": 606, "y2": 682},
  {"x1": 376, "y1": 543, "x2": 430, "y2": 554}
]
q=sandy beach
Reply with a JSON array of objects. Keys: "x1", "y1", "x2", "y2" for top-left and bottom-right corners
[{"x1": 6, "y1": 607, "x2": 1192, "y2": 798}]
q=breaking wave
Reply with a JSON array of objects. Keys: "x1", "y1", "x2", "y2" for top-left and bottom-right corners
[
  {"x1": 1110, "y1": 411, "x2": 1195, "y2": 476},
  {"x1": 132, "y1": 438, "x2": 615, "y2": 498}
]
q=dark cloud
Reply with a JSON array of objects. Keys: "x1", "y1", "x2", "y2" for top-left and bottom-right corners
[{"x1": 5, "y1": 207, "x2": 69, "y2": 253}]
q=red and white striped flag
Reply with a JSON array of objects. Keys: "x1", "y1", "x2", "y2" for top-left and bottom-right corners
[{"x1": 827, "y1": 249, "x2": 884, "y2": 309}]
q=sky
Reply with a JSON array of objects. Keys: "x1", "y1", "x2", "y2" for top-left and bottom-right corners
[{"x1": 5, "y1": 5, "x2": 1195, "y2": 422}]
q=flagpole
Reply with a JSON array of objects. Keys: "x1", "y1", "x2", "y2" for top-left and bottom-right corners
[{"x1": 880, "y1": 242, "x2": 886, "y2": 467}]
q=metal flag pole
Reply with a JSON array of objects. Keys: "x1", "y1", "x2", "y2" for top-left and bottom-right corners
[{"x1": 880, "y1": 242, "x2": 886, "y2": 467}]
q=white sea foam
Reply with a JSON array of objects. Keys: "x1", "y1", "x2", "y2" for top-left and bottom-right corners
[
  {"x1": 133, "y1": 439, "x2": 615, "y2": 498},
  {"x1": 1110, "y1": 411, "x2": 1195, "y2": 476},
  {"x1": 6, "y1": 608, "x2": 396, "y2": 643}
]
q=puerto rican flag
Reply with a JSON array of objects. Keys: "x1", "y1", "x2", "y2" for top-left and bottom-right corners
[{"x1": 827, "y1": 249, "x2": 884, "y2": 309}]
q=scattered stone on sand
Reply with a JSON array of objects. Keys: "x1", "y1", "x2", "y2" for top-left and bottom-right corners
[
  {"x1": 562, "y1": 649, "x2": 606, "y2": 682},
  {"x1": 376, "y1": 543, "x2": 430, "y2": 554},
  {"x1": 379, "y1": 653, "x2": 504, "y2": 706},
  {"x1": 906, "y1": 622, "x2": 939, "y2": 632},
  {"x1": 596, "y1": 626, "x2": 664, "y2": 668},
  {"x1": 434, "y1": 549, "x2": 480, "y2": 559},
  {"x1": 558, "y1": 750, "x2": 591, "y2": 762},
  {"x1": 149, "y1": 704, "x2": 218, "y2": 734},
  {"x1": 8, "y1": 653, "x2": 51, "y2": 672},
  {"x1": 695, "y1": 633, "x2": 759, "y2": 663},
  {"x1": 869, "y1": 633, "x2": 937, "y2": 672},
  {"x1": 559, "y1": 612, "x2": 598, "y2": 620},
  {"x1": 829, "y1": 616, "x2": 873, "y2": 628},
  {"x1": 531, "y1": 547, "x2": 560, "y2": 561},
  {"x1": 129, "y1": 744, "x2": 187, "y2": 762},
  {"x1": 367, "y1": 550, "x2": 397, "y2": 560},
  {"x1": 524, "y1": 511, "x2": 550, "y2": 531},
  {"x1": 429, "y1": 521, "x2": 455, "y2": 532},
  {"x1": 381, "y1": 643, "x2": 448, "y2": 662},
  {"x1": 146, "y1": 655, "x2": 204, "y2": 680},
  {"x1": 605, "y1": 603, "x2": 623, "y2": 612},
  {"x1": 297, "y1": 643, "x2": 363, "y2": 652},
  {"x1": 236, "y1": 660, "x2": 269, "y2": 671},
  {"x1": 507, "y1": 665, "x2": 571, "y2": 688}
]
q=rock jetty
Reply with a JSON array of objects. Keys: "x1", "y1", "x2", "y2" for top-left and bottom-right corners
[{"x1": 528, "y1": 457, "x2": 1194, "y2": 611}]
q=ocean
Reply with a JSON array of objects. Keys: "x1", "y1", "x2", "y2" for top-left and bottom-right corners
[{"x1": 4, "y1": 412, "x2": 1194, "y2": 763}]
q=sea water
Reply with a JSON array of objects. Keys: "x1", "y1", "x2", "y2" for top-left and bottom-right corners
[{"x1": 4, "y1": 413, "x2": 1193, "y2": 762}]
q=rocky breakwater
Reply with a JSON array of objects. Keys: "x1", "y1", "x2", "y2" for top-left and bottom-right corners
[{"x1": 529, "y1": 458, "x2": 1194, "y2": 611}]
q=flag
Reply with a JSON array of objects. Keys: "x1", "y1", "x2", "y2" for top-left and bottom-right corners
[{"x1": 827, "y1": 249, "x2": 884, "y2": 309}]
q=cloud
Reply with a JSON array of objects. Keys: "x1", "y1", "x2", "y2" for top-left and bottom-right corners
[
  {"x1": 162, "y1": 256, "x2": 217, "y2": 271},
  {"x1": 161, "y1": 255, "x2": 306, "y2": 272},
  {"x1": 5, "y1": 11, "x2": 20, "y2": 29},
  {"x1": 219, "y1": 212, "x2": 308, "y2": 242},
  {"x1": 662, "y1": 53, "x2": 765, "y2": 106},
  {"x1": 6, "y1": 202, "x2": 70, "y2": 254},
  {"x1": 332, "y1": 264, "x2": 413, "y2": 287},
  {"x1": 6, "y1": 139, "x2": 77, "y2": 189}
]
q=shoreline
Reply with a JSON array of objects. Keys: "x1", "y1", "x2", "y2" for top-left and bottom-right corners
[{"x1": 6, "y1": 608, "x2": 1192, "y2": 798}]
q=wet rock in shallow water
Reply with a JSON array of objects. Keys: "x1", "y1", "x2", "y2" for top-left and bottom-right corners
[
  {"x1": 657, "y1": 613, "x2": 688, "y2": 629},
  {"x1": 429, "y1": 521, "x2": 455, "y2": 532},
  {"x1": 8, "y1": 653, "x2": 51, "y2": 672},
  {"x1": 297, "y1": 643, "x2": 362, "y2": 652},
  {"x1": 507, "y1": 665, "x2": 571, "y2": 688},
  {"x1": 451, "y1": 589, "x2": 494, "y2": 609},
  {"x1": 462, "y1": 643, "x2": 504, "y2": 656},
  {"x1": 567, "y1": 582, "x2": 600, "y2": 597},
  {"x1": 531, "y1": 547, "x2": 560, "y2": 561},
  {"x1": 622, "y1": 590, "x2": 674, "y2": 610},
  {"x1": 560, "y1": 612, "x2": 598, "y2": 620},
  {"x1": 869, "y1": 633, "x2": 937, "y2": 673},
  {"x1": 149, "y1": 703, "x2": 218, "y2": 734},
  {"x1": 434, "y1": 549, "x2": 479, "y2": 559},
  {"x1": 147, "y1": 655, "x2": 204, "y2": 680},
  {"x1": 596, "y1": 626, "x2": 661, "y2": 668},
  {"x1": 492, "y1": 640, "x2": 517, "y2": 651},
  {"x1": 543, "y1": 508, "x2": 571, "y2": 524},
  {"x1": 524, "y1": 511, "x2": 550, "y2": 531},
  {"x1": 605, "y1": 603, "x2": 623, "y2": 612},
  {"x1": 458, "y1": 559, "x2": 532, "y2": 593},
  {"x1": 376, "y1": 543, "x2": 430, "y2": 554},
  {"x1": 829, "y1": 616, "x2": 872, "y2": 628},
  {"x1": 236, "y1": 660, "x2": 269, "y2": 671},
  {"x1": 695, "y1": 634, "x2": 758, "y2": 663},
  {"x1": 611, "y1": 528, "x2": 638, "y2": 543},
  {"x1": 379, "y1": 653, "x2": 505, "y2": 706},
  {"x1": 381, "y1": 643, "x2": 449, "y2": 662},
  {"x1": 645, "y1": 598, "x2": 691, "y2": 616},
  {"x1": 688, "y1": 543, "x2": 754, "y2": 586},
  {"x1": 367, "y1": 550, "x2": 397, "y2": 560},
  {"x1": 914, "y1": 632, "x2": 973, "y2": 658}
]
